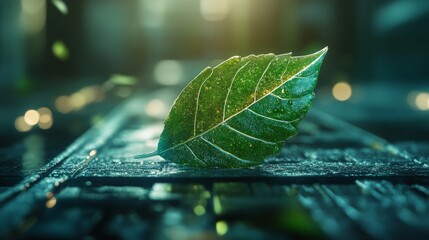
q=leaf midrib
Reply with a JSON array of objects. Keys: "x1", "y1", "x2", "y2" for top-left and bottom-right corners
[{"x1": 158, "y1": 51, "x2": 325, "y2": 156}]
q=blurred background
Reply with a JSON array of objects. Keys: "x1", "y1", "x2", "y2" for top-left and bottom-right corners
[{"x1": 1, "y1": 0, "x2": 429, "y2": 182}]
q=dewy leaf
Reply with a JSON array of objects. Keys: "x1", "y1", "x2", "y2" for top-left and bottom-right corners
[{"x1": 137, "y1": 47, "x2": 328, "y2": 168}]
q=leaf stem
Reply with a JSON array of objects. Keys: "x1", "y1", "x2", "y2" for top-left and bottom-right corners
[{"x1": 134, "y1": 151, "x2": 159, "y2": 159}]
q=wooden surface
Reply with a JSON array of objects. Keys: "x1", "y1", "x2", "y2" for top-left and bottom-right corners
[{"x1": 1, "y1": 91, "x2": 428, "y2": 239}]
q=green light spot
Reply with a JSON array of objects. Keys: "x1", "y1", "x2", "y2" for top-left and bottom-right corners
[
  {"x1": 193, "y1": 205, "x2": 205, "y2": 216},
  {"x1": 216, "y1": 221, "x2": 228, "y2": 236},
  {"x1": 52, "y1": 41, "x2": 69, "y2": 61},
  {"x1": 108, "y1": 74, "x2": 138, "y2": 85},
  {"x1": 51, "y1": 0, "x2": 68, "y2": 15},
  {"x1": 213, "y1": 196, "x2": 222, "y2": 214}
]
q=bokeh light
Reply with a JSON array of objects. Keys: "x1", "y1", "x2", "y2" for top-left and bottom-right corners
[
  {"x1": 78, "y1": 86, "x2": 98, "y2": 103},
  {"x1": 414, "y1": 92, "x2": 429, "y2": 111},
  {"x1": 52, "y1": 41, "x2": 69, "y2": 60},
  {"x1": 45, "y1": 197, "x2": 57, "y2": 208},
  {"x1": 20, "y1": 0, "x2": 46, "y2": 34},
  {"x1": 193, "y1": 205, "x2": 206, "y2": 216},
  {"x1": 108, "y1": 74, "x2": 137, "y2": 86},
  {"x1": 70, "y1": 93, "x2": 87, "y2": 110},
  {"x1": 145, "y1": 99, "x2": 167, "y2": 118},
  {"x1": 332, "y1": 82, "x2": 352, "y2": 101},
  {"x1": 15, "y1": 116, "x2": 32, "y2": 132},
  {"x1": 21, "y1": 0, "x2": 45, "y2": 14},
  {"x1": 54, "y1": 86, "x2": 106, "y2": 114},
  {"x1": 24, "y1": 109, "x2": 40, "y2": 126},
  {"x1": 38, "y1": 118, "x2": 53, "y2": 130},
  {"x1": 38, "y1": 107, "x2": 53, "y2": 129},
  {"x1": 51, "y1": 0, "x2": 68, "y2": 15},
  {"x1": 407, "y1": 91, "x2": 429, "y2": 111},
  {"x1": 55, "y1": 95, "x2": 73, "y2": 113},
  {"x1": 200, "y1": 0, "x2": 231, "y2": 22},
  {"x1": 153, "y1": 60, "x2": 183, "y2": 86},
  {"x1": 216, "y1": 221, "x2": 228, "y2": 236}
]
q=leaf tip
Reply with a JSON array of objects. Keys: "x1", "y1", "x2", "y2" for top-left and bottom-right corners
[
  {"x1": 318, "y1": 46, "x2": 329, "y2": 57},
  {"x1": 315, "y1": 46, "x2": 328, "y2": 55},
  {"x1": 307, "y1": 46, "x2": 328, "y2": 63}
]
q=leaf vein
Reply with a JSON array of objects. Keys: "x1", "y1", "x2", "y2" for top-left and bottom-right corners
[
  {"x1": 193, "y1": 69, "x2": 214, "y2": 135},
  {"x1": 223, "y1": 61, "x2": 250, "y2": 120},
  {"x1": 280, "y1": 57, "x2": 291, "y2": 82},
  {"x1": 223, "y1": 124, "x2": 277, "y2": 145},
  {"x1": 293, "y1": 73, "x2": 317, "y2": 79},
  {"x1": 253, "y1": 58, "x2": 275, "y2": 102},
  {"x1": 201, "y1": 137, "x2": 251, "y2": 163},
  {"x1": 184, "y1": 144, "x2": 205, "y2": 165},
  {"x1": 270, "y1": 93, "x2": 305, "y2": 101},
  {"x1": 247, "y1": 109, "x2": 300, "y2": 124}
]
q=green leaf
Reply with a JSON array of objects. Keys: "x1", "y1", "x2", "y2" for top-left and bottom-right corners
[{"x1": 137, "y1": 47, "x2": 328, "y2": 168}]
